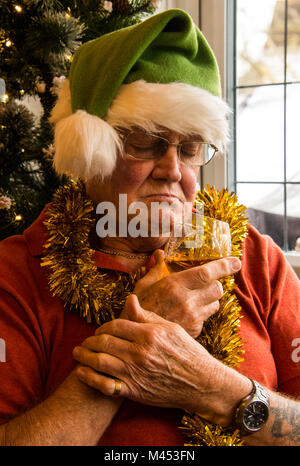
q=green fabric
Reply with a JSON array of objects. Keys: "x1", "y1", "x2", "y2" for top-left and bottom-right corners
[{"x1": 69, "y1": 9, "x2": 221, "y2": 118}]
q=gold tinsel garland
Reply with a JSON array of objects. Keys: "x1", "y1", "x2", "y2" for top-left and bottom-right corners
[
  {"x1": 41, "y1": 180, "x2": 248, "y2": 446},
  {"x1": 180, "y1": 187, "x2": 248, "y2": 446},
  {"x1": 41, "y1": 181, "x2": 141, "y2": 325}
]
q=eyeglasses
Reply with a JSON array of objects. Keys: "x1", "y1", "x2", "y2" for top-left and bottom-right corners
[{"x1": 119, "y1": 131, "x2": 218, "y2": 167}]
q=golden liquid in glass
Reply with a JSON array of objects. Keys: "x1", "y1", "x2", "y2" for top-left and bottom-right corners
[{"x1": 164, "y1": 257, "x2": 213, "y2": 274}]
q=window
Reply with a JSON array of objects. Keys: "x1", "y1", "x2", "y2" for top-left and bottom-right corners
[{"x1": 226, "y1": 0, "x2": 300, "y2": 254}]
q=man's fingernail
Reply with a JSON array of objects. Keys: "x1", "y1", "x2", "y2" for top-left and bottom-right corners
[{"x1": 230, "y1": 258, "x2": 241, "y2": 271}]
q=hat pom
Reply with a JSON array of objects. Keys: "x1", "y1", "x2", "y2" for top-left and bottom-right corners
[
  {"x1": 50, "y1": 77, "x2": 72, "y2": 123},
  {"x1": 53, "y1": 110, "x2": 121, "y2": 180}
]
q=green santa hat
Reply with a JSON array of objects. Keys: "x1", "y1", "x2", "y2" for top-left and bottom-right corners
[{"x1": 50, "y1": 8, "x2": 230, "y2": 180}]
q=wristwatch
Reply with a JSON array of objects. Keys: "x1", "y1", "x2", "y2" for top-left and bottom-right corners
[{"x1": 234, "y1": 379, "x2": 270, "y2": 435}]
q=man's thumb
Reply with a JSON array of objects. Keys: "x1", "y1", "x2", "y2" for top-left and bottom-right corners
[
  {"x1": 125, "y1": 294, "x2": 164, "y2": 323},
  {"x1": 136, "y1": 250, "x2": 169, "y2": 289}
]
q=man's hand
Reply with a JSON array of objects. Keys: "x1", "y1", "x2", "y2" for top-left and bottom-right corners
[
  {"x1": 132, "y1": 250, "x2": 241, "y2": 337},
  {"x1": 72, "y1": 294, "x2": 251, "y2": 425}
]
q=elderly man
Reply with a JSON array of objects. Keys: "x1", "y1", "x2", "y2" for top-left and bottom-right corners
[{"x1": 0, "y1": 9, "x2": 300, "y2": 446}]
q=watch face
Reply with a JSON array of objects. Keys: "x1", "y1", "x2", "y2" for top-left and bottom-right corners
[{"x1": 243, "y1": 401, "x2": 269, "y2": 431}]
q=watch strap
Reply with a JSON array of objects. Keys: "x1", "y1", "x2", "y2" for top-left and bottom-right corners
[
  {"x1": 234, "y1": 378, "x2": 270, "y2": 435},
  {"x1": 253, "y1": 379, "x2": 270, "y2": 405}
]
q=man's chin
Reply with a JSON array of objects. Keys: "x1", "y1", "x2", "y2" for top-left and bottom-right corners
[{"x1": 132, "y1": 235, "x2": 170, "y2": 253}]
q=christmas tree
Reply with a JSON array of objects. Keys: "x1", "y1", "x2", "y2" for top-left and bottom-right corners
[{"x1": 0, "y1": 0, "x2": 159, "y2": 240}]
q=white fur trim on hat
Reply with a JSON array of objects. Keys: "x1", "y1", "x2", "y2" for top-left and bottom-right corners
[
  {"x1": 107, "y1": 80, "x2": 231, "y2": 152},
  {"x1": 50, "y1": 78, "x2": 230, "y2": 180},
  {"x1": 53, "y1": 110, "x2": 120, "y2": 180},
  {"x1": 49, "y1": 79, "x2": 121, "y2": 180}
]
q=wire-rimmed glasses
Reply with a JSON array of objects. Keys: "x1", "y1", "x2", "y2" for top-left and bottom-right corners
[{"x1": 119, "y1": 131, "x2": 218, "y2": 167}]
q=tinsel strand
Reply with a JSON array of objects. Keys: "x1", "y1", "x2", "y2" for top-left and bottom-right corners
[{"x1": 41, "y1": 180, "x2": 139, "y2": 324}]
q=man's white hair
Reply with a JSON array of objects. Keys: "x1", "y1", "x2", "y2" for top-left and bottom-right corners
[{"x1": 50, "y1": 79, "x2": 231, "y2": 181}]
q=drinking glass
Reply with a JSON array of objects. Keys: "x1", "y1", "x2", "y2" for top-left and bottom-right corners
[{"x1": 164, "y1": 213, "x2": 231, "y2": 273}]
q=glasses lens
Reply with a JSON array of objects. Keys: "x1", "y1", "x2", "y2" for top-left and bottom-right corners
[
  {"x1": 125, "y1": 132, "x2": 166, "y2": 159},
  {"x1": 124, "y1": 132, "x2": 217, "y2": 166},
  {"x1": 180, "y1": 142, "x2": 216, "y2": 166}
]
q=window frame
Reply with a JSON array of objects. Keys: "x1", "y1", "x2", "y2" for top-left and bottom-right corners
[
  {"x1": 158, "y1": 0, "x2": 199, "y2": 22},
  {"x1": 198, "y1": 0, "x2": 227, "y2": 190}
]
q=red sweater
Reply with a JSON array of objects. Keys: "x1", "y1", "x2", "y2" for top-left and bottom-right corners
[{"x1": 0, "y1": 207, "x2": 299, "y2": 445}]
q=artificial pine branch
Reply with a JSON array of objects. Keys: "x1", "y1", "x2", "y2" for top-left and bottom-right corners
[{"x1": 26, "y1": 11, "x2": 84, "y2": 66}]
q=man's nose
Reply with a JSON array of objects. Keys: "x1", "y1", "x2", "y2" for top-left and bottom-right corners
[{"x1": 151, "y1": 145, "x2": 182, "y2": 182}]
